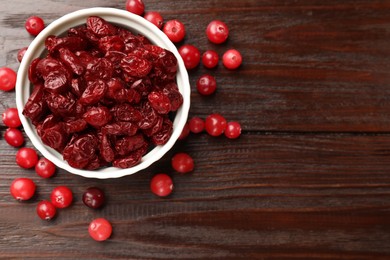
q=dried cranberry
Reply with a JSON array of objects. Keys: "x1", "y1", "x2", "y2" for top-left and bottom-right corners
[
  {"x1": 121, "y1": 54, "x2": 152, "y2": 78},
  {"x1": 151, "y1": 118, "x2": 173, "y2": 145},
  {"x1": 70, "y1": 78, "x2": 86, "y2": 97},
  {"x1": 23, "y1": 84, "x2": 47, "y2": 122},
  {"x1": 100, "y1": 134, "x2": 115, "y2": 162},
  {"x1": 86, "y1": 16, "x2": 117, "y2": 37},
  {"x1": 98, "y1": 35, "x2": 125, "y2": 53},
  {"x1": 63, "y1": 134, "x2": 98, "y2": 169},
  {"x1": 138, "y1": 101, "x2": 158, "y2": 129},
  {"x1": 46, "y1": 92, "x2": 76, "y2": 117},
  {"x1": 45, "y1": 35, "x2": 87, "y2": 53},
  {"x1": 113, "y1": 153, "x2": 142, "y2": 168},
  {"x1": 101, "y1": 121, "x2": 138, "y2": 136},
  {"x1": 148, "y1": 91, "x2": 171, "y2": 115},
  {"x1": 79, "y1": 80, "x2": 107, "y2": 105},
  {"x1": 63, "y1": 118, "x2": 88, "y2": 134},
  {"x1": 143, "y1": 115, "x2": 163, "y2": 137},
  {"x1": 41, "y1": 124, "x2": 68, "y2": 152},
  {"x1": 113, "y1": 103, "x2": 142, "y2": 122},
  {"x1": 58, "y1": 48, "x2": 84, "y2": 75},
  {"x1": 28, "y1": 58, "x2": 42, "y2": 84},
  {"x1": 115, "y1": 134, "x2": 145, "y2": 156},
  {"x1": 85, "y1": 58, "x2": 114, "y2": 81},
  {"x1": 83, "y1": 106, "x2": 112, "y2": 127}
]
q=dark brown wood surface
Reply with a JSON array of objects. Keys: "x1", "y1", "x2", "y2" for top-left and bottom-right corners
[{"x1": 1, "y1": 0, "x2": 390, "y2": 259}]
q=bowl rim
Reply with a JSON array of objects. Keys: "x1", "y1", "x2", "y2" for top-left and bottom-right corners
[{"x1": 15, "y1": 7, "x2": 190, "y2": 179}]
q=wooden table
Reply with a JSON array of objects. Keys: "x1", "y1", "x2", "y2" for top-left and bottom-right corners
[{"x1": 1, "y1": 0, "x2": 390, "y2": 259}]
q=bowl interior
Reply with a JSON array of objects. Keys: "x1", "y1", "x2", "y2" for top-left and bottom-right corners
[{"x1": 16, "y1": 8, "x2": 190, "y2": 179}]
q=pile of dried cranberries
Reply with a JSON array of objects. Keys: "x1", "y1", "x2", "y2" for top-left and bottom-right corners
[{"x1": 23, "y1": 16, "x2": 183, "y2": 170}]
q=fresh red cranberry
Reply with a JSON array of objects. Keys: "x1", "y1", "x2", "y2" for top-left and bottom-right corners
[
  {"x1": 206, "y1": 20, "x2": 229, "y2": 44},
  {"x1": 4, "y1": 128, "x2": 24, "y2": 147},
  {"x1": 35, "y1": 158, "x2": 56, "y2": 178},
  {"x1": 178, "y1": 122, "x2": 190, "y2": 140},
  {"x1": 225, "y1": 121, "x2": 242, "y2": 139},
  {"x1": 17, "y1": 47, "x2": 28, "y2": 63},
  {"x1": 144, "y1": 11, "x2": 163, "y2": 29},
  {"x1": 0, "y1": 67, "x2": 17, "y2": 91},
  {"x1": 16, "y1": 147, "x2": 39, "y2": 169},
  {"x1": 189, "y1": 117, "x2": 204, "y2": 133},
  {"x1": 82, "y1": 187, "x2": 105, "y2": 209},
  {"x1": 196, "y1": 74, "x2": 217, "y2": 95},
  {"x1": 50, "y1": 186, "x2": 73, "y2": 208},
  {"x1": 171, "y1": 152, "x2": 194, "y2": 174},
  {"x1": 202, "y1": 50, "x2": 219, "y2": 69},
  {"x1": 2, "y1": 107, "x2": 21, "y2": 128},
  {"x1": 25, "y1": 16, "x2": 45, "y2": 36},
  {"x1": 150, "y1": 173, "x2": 173, "y2": 197},
  {"x1": 10, "y1": 178, "x2": 36, "y2": 201},
  {"x1": 125, "y1": 0, "x2": 145, "y2": 15},
  {"x1": 36, "y1": 200, "x2": 57, "y2": 220},
  {"x1": 89, "y1": 218, "x2": 112, "y2": 241},
  {"x1": 205, "y1": 113, "x2": 227, "y2": 136},
  {"x1": 178, "y1": 44, "x2": 200, "y2": 70},
  {"x1": 163, "y1": 19, "x2": 186, "y2": 43},
  {"x1": 222, "y1": 49, "x2": 242, "y2": 70}
]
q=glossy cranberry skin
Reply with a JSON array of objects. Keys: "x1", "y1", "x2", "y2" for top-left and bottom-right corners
[
  {"x1": 150, "y1": 173, "x2": 173, "y2": 197},
  {"x1": 206, "y1": 20, "x2": 229, "y2": 44},
  {"x1": 189, "y1": 117, "x2": 204, "y2": 134},
  {"x1": 50, "y1": 186, "x2": 73, "y2": 209},
  {"x1": 37, "y1": 200, "x2": 57, "y2": 220},
  {"x1": 83, "y1": 187, "x2": 105, "y2": 209},
  {"x1": 222, "y1": 49, "x2": 242, "y2": 70},
  {"x1": 225, "y1": 121, "x2": 242, "y2": 139},
  {"x1": 202, "y1": 50, "x2": 219, "y2": 69},
  {"x1": 35, "y1": 158, "x2": 56, "y2": 178},
  {"x1": 10, "y1": 178, "x2": 36, "y2": 201},
  {"x1": 163, "y1": 20, "x2": 186, "y2": 43},
  {"x1": 196, "y1": 74, "x2": 217, "y2": 95},
  {"x1": 0, "y1": 67, "x2": 17, "y2": 91},
  {"x1": 178, "y1": 44, "x2": 200, "y2": 70},
  {"x1": 178, "y1": 122, "x2": 190, "y2": 140},
  {"x1": 125, "y1": 0, "x2": 145, "y2": 15},
  {"x1": 205, "y1": 113, "x2": 227, "y2": 136},
  {"x1": 25, "y1": 16, "x2": 45, "y2": 36},
  {"x1": 89, "y1": 218, "x2": 112, "y2": 241},
  {"x1": 2, "y1": 108, "x2": 22, "y2": 128},
  {"x1": 16, "y1": 147, "x2": 39, "y2": 169},
  {"x1": 17, "y1": 47, "x2": 28, "y2": 63},
  {"x1": 144, "y1": 11, "x2": 163, "y2": 29},
  {"x1": 4, "y1": 128, "x2": 24, "y2": 147},
  {"x1": 171, "y1": 153, "x2": 194, "y2": 174}
]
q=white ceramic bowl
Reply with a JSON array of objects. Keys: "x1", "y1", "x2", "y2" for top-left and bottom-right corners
[{"x1": 16, "y1": 7, "x2": 190, "y2": 179}]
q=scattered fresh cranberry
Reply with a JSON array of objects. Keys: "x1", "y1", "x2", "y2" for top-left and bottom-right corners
[
  {"x1": 10, "y1": 178, "x2": 36, "y2": 201},
  {"x1": 202, "y1": 50, "x2": 219, "y2": 69},
  {"x1": 125, "y1": 0, "x2": 145, "y2": 15},
  {"x1": 178, "y1": 44, "x2": 200, "y2": 69},
  {"x1": 171, "y1": 152, "x2": 194, "y2": 174},
  {"x1": 144, "y1": 11, "x2": 164, "y2": 29},
  {"x1": 35, "y1": 158, "x2": 56, "y2": 178},
  {"x1": 225, "y1": 121, "x2": 242, "y2": 139},
  {"x1": 0, "y1": 67, "x2": 17, "y2": 91},
  {"x1": 178, "y1": 122, "x2": 190, "y2": 140},
  {"x1": 222, "y1": 49, "x2": 242, "y2": 70},
  {"x1": 196, "y1": 74, "x2": 217, "y2": 95},
  {"x1": 189, "y1": 117, "x2": 204, "y2": 134},
  {"x1": 2, "y1": 107, "x2": 22, "y2": 128},
  {"x1": 82, "y1": 187, "x2": 105, "y2": 209},
  {"x1": 17, "y1": 47, "x2": 28, "y2": 63},
  {"x1": 36, "y1": 200, "x2": 57, "y2": 220},
  {"x1": 206, "y1": 20, "x2": 229, "y2": 44},
  {"x1": 150, "y1": 173, "x2": 173, "y2": 197},
  {"x1": 50, "y1": 186, "x2": 73, "y2": 209},
  {"x1": 25, "y1": 16, "x2": 45, "y2": 36},
  {"x1": 205, "y1": 113, "x2": 227, "y2": 136},
  {"x1": 89, "y1": 218, "x2": 112, "y2": 241},
  {"x1": 16, "y1": 147, "x2": 38, "y2": 169},
  {"x1": 163, "y1": 19, "x2": 186, "y2": 43},
  {"x1": 4, "y1": 128, "x2": 24, "y2": 147}
]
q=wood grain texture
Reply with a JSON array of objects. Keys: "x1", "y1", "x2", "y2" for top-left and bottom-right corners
[{"x1": 1, "y1": 0, "x2": 390, "y2": 259}]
